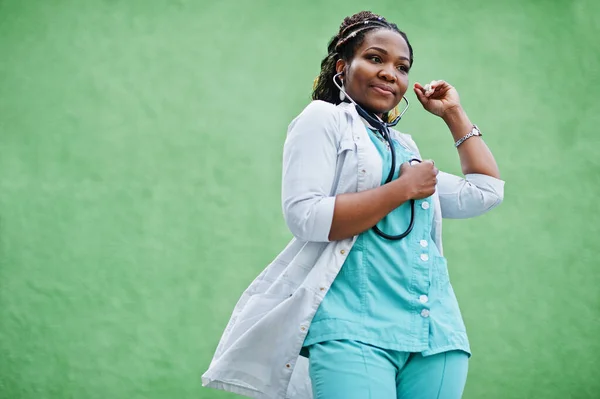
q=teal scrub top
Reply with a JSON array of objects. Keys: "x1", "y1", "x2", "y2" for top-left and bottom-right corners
[{"x1": 303, "y1": 126, "x2": 471, "y2": 357}]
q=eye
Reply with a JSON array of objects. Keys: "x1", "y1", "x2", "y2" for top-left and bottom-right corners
[
  {"x1": 369, "y1": 55, "x2": 382, "y2": 63},
  {"x1": 397, "y1": 65, "x2": 409, "y2": 73}
]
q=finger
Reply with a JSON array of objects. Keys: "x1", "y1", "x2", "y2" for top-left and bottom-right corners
[
  {"x1": 399, "y1": 162, "x2": 412, "y2": 176},
  {"x1": 437, "y1": 82, "x2": 453, "y2": 96},
  {"x1": 430, "y1": 84, "x2": 453, "y2": 100},
  {"x1": 430, "y1": 80, "x2": 449, "y2": 94},
  {"x1": 433, "y1": 166, "x2": 439, "y2": 175},
  {"x1": 436, "y1": 84, "x2": 451, "y2": 96},
  {"x1": 414, "y1": 83, "x2": 427, "y2": 97},
  {"x1": 428, "y1": 83, "x2": 450, "y2": 99},
  {"x1": 413, "y1": 87, "x2": 428, "y2": 105},
  {"x1": 423, "y1": 159, "x2": 435, "y2": 166}
]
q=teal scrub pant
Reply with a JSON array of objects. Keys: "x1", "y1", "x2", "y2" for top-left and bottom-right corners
[{"x1": 307, "y1": 340, "x2": 469, "y2": 399}]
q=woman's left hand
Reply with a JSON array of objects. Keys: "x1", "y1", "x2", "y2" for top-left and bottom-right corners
[{"x1": 414, "y1": 80, "x2": 462, "y2": 118}]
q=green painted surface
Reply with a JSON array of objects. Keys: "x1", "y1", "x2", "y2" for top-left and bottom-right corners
[{"x1": 1, "y1": 0, "x2": 599, "y2": 398}]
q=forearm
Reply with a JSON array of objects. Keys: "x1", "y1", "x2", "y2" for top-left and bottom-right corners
[
  {"x1": 442, "y1": 106, "x2": 500, "y2": 179},
  {"x1": 328, "y1": 178, "x2": 410, "y2": 241}
]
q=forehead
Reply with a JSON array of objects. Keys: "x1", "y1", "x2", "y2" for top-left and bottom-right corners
[{"x1": 357, "y1": 29, "x2": 409, "y2": 58}]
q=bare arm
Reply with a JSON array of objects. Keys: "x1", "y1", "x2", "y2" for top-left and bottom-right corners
[
  {"x1": 442, "y1": 106, "x2": 500, "y2": 178},
  {"x1": 328, "y1": 162, "x2": 438, "y2": 241},
  {"x1": 412, "y1": 80, "x2": 504, "y2": 219},
  {"x1": 414, "y1": 80, "x2": 501, "y2": 179},
  {"x1": 328, "y1": 179, "x2": 408, "y2": 241}
]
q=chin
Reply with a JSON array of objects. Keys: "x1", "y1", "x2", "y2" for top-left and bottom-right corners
[
  {"x1": 367, "y1": 103, "x2": 395, "y2": 116},
  {"x1": 362, "y1": 98, "x2": 396, "y2": 114}
]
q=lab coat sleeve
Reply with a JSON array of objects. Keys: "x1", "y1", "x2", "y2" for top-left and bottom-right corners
[
  {"x1": 437, "y1": 171, "x2": 505, "y2": 219},
  {"x1": 281, "y1": 100, "x2": 340, "y2": 242}
]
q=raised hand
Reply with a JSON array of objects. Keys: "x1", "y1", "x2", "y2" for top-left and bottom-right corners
[{"x1": 413, "y1": 80, "x2": 462, "y2": 118}]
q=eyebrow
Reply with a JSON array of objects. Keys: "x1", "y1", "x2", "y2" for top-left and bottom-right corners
[{"x1": 365, "y1": 46, "x2": 410, "y2": 62}]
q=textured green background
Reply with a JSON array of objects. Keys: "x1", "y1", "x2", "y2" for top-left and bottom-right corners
[{"x1": 1, "y1": 0, "x2": 599, "y2": 398}]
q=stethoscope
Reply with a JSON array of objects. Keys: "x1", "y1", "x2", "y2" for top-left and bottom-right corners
[{"x1": 333, "y1": 72, "x2": 422, "y2": 241}]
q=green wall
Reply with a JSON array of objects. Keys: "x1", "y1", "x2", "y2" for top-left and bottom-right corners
[{"x1": 1, "y1": 0, "x2": 599, "y2": 398}]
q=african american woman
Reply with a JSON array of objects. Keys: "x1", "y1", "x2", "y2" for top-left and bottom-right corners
[{"x1": 203, "y1": 10, "x2": 504, "y2": 399}]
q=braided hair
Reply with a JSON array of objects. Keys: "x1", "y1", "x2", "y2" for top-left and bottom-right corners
[{"x1": 312, "y1": 11, "x2": 414, "y2": 122}]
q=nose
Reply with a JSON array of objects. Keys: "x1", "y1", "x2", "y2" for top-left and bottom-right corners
[{"x1": 378, "y1": 65, "x2": 396, "y2": 83}]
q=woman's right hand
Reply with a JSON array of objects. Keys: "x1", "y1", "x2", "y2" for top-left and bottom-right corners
[
  {"x1": 398, "y1": 160, "x2": 439, "y2": 200},
  {"x1": 326, "y1": 159, "x2": 439, "y2": 241}
]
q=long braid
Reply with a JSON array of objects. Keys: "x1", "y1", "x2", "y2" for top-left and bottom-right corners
[{"x1": 312, "y1": 11, "x2": 413, "y2": 123}]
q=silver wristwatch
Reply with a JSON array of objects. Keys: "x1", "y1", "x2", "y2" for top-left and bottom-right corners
[{"x1": 454, "y1": 125, "x2": 482, "y2": 148}]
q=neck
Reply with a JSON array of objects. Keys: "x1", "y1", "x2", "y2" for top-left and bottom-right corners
[
  {"x1": 353, "y1": 102, "x2": 381, "y2": 120},
  {"x1": 354, "y1": 103, "x2": 387, "y2": 131}
]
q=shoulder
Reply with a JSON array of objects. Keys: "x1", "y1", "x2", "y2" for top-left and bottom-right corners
[
  {"x1": 288, "y1": 100, "x2": 348, "y2": 135},
  {"x1": 293, "y1": 100, "x2": 343, "y2": 123},
  {"x1": 302, "y1": 100, "x2": 341, "y2": 114}
]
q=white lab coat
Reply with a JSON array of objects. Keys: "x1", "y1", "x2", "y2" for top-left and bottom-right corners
[{"x1": 202, "y1": 101, "x2": 505, "y2": 399}]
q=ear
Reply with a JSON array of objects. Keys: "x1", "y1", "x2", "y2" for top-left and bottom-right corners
[{"x1": 335, "y1": 59, "x2": 347, "y2": 78}]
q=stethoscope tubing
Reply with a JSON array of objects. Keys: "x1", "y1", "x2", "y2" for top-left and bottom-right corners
[{"x1": 333, "y1": 72, "x2": 420, "y2": 241}]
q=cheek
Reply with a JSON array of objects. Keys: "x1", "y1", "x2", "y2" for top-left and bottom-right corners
[
  {"x1": 348, "y1": 72, "x2": 370, "y2": 99},
  {"x1": 398, "y1": 73, "x2": 409, "y2": 85},
  {"x1": 397, "y1": 75, "x2": 409, "y2": 95},
  {"x1": 350, "y1": 65, "x2": 370, "y2": 86}
]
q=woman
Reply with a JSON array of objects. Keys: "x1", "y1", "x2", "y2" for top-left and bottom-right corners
[{"x1": 203, "y1": 11, "x2": 504, "y2": 399}]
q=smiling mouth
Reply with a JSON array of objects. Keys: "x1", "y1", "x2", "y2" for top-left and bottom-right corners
[{"x1": 371, "y1": 86, "x2": 395, "y2": 96}]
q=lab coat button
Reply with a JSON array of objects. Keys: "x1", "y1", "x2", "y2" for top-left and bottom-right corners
[
  {"x1": 419, "y1": 295, "x2": 429, "y2": 303},
  {"x1": 420, "y1": 254, "x2": 429, "y2": 262},
  {"x1": 420, "y1": 240, "x2": 428, "y2": 248},
  {"x1": 421, "y1": 201, "x2": 430, "y2": 210},
  {"x1": 421, "y1": 309, "x2": 430, "y2": 318}
]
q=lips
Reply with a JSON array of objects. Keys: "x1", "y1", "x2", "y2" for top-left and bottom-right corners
[{"x1": 371, "y1": 84, "x2": 395, "y2": 96}]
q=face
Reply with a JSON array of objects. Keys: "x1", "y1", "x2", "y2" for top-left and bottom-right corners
[{"x1": 336, "y1": 29, "x2": 411, "y2": 116}]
